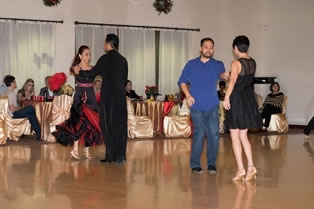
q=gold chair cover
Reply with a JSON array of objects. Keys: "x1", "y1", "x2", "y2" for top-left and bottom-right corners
[
  {"x1": 48, "y1": 95, "x2": 73, "y2": 142},
  {"x1": 163, "y1": 115, "x2": 191, "y2": 137},
  {"x1": 127, "y1": 98, "x2": 154, "y2": 139},
  {"x1": 0, "y1": 97, "x2": 31, "y2": 143},
  {"x1": 132, "y1": 101, "x2": 164, "y2": 134},
  {"x1": 219, "y1": 101, "x2": 225, "y2": 133},
  {"x1": 179, "y1": 99, "x2": 190, "y2": 116},
  {"x1": 0, "y1": 96, "x2": 8, "y2": 144},
  {"x1": 267, "y1": 96, "x2": 289, "y2": 133}
]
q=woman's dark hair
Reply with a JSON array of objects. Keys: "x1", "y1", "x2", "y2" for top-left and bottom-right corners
[
  {"x1": 106, "y1": 34, "x2": 119, "y2": 50},
  {"x1": 4, "y1": 75, "x2": 15, "y2": 87},
  {"x1": 232, "y1": 35, "x2": 250, "y2": 52},
  {"x1": 270, "y1": 82, "x2": 280, "y2": 92},
  {"x1": 201, "y1": 37, "x2": 214, "y2": 46},
  {"x1": 70, "y1": 45, "x2": 89, "y2": 73},
  {"x1": 125, "y1": 80, "x2": 131, "y2": 87}
]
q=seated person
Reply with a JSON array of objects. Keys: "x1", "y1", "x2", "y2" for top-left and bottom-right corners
[
  {"x1": 39, "y1": 76, "x2": 61, "y2": 97},
  {"x1": 261, "y1": 82, "x2": 285, "y2": 128},
  {"x1": 217, "y1": 81, "x2": 226, "y2": 101},
  {"x1": 0, "y1": 75, "x2": 10, "y2": 95},
  {"x1": 125, "y1": 80, "x2": 140, "y2": 99},
  {"x1": 93, "y1": 76, "x2": 102, "y2": 103},
  {"x1": 4, "y1": 75, "x2": 41, "y2": 140},
  {"x1": 17, "y1": 78, "x2": 35, "y2": 105}
]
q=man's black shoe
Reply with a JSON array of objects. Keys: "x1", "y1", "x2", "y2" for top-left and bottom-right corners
[
  {"x1": 100, "y1": 159, "x2": 110, "y2": 164},
  {"x1": 207, "y1": 165, "x2": 217, "y2": 175},
  {"x1": 191, "y1": 167, "x2": 203, "y2": 174}
]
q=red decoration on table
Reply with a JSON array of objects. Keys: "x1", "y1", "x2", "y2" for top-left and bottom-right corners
[
  {"x1": 48, "y1": 72, "x2": 67, "y2": 92},
  {"x1": 43, "y1": 0, "x2": 62, "y2": 7},
  {"x1": 145, "y1": 86, "x2": 158, "y2": 95}
]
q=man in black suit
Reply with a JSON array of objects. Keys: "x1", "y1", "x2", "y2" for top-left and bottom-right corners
[
  {"x1": 78, "y1": 34, "x2": 128, "y2": 164},
  {"x1": 39, "y1": 76, "x2": 61, "y2": 97}
]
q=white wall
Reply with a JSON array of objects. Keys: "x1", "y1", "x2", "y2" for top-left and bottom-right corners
[{"x1": 0, "y1": 0, "x2": 313, "y2": 124}]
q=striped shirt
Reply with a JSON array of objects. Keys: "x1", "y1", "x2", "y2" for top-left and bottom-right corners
[{"x1": 263, "y1": 92, "x2": 284, "y2": 110}]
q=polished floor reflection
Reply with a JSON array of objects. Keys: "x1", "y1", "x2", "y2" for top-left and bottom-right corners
[{"x1": 0, "y1": 132, "x2": 314, "y2": 209}]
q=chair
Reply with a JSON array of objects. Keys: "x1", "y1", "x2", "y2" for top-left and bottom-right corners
[
  {"x1": 0, "y1": 96, "x2": 31, "y2": 144},
  {"x1": 163, "y1": 99, "x2": 191, "y2": 137},
  {"x1": 267, "y1": 96, "x2": 289, "y2": 133},
  {"x1": 218, "y1": 101, "x2": 225, "y2": 133},
  {"x1": 127, "y1": 97, "x2": 154, "y2": 139},
  {"x1": 48, "y1": 95, "x2": 73, "y2": 142}
]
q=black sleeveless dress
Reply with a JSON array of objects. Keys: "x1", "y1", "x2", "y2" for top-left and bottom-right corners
[
  {"x1": 52, "y1": 73, "x2": 103, "y2": 147},
  {"x1": 225, "y1": 58, "x2": 263, "y2": 130}
]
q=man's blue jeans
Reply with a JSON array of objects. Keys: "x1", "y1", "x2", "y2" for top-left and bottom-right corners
[
  {"x1": 13, "y1": 106, "x2": 41, "y2": 138},
  {"x1": 190, "y1": 106, "x2": 219, "y2": 168}
]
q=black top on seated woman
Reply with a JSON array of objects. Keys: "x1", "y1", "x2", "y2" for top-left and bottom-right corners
[
  {"x1": 261, "y1": 82, "x2": 285, "y2": 128},
  {"x1": 125, "y1": 80, "x2": 140, "y2": 99}
]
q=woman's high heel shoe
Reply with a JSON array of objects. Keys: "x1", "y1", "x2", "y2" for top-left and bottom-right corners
[
  {"x1": 71, "y1": 150, "x2": 80, "y2": 159},
  {"x1": 232, "y1": 169, "x2": 246, "y2": 181},
  {"x1": 84, "y1": 152, "x2": 93, "y2": 159},
  {"x1": 245, "y1": 165, "x2": 257, "y2": 181},
  {"x1": 84, "y1": 148, "x2": 92, "y2": 159}
]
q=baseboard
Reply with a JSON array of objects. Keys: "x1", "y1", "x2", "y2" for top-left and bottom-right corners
[{"x1": 289, "y1": 124, "x2": 306, "y2": 129}]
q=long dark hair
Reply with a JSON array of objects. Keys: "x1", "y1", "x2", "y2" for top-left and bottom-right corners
[{"x1": 70, "y1": 45, "x2": 89, "y2": 73}]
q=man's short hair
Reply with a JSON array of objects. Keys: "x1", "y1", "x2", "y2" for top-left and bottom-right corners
[
  {"x1": 106, "y1": 34, "x2": 119, "y2": 50},
  {"x1": 201, "y1": 38, "x2": 214, "y2": 46},
  {"x1": 4, "y1": 75, "x2": 15, "y2": 87}
]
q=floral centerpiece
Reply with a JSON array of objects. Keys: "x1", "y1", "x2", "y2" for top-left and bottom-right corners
[
  {"x1": 43, "y1": 0, "x2": 62, "y2": 7},
  {"x1": 145, "y1": 86, "x2": 158, "y2": 100}
]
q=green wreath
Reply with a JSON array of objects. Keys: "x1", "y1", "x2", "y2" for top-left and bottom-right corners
[
  {"x1": 43, "y1": 0, "x2": 62, "y2": 7},
  {"x1": 153, "y1": 0, "x2": 174, "y2": 15}
]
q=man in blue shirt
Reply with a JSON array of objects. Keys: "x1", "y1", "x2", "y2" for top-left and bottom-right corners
[{"x1": 178, "y1": 37, "x2": 228, "y2": 174}]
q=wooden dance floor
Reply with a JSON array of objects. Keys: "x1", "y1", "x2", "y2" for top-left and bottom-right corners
[{"x1": 0, "y1": 130, "x2": 313, "y2": 209}]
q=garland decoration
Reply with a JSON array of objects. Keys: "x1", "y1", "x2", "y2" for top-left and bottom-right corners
[
  {"x1": 43, "y1": 0, "x2": 62, "y2": 7},
  {"x1": 153, "y1": 0, "x2": 174, "y2": 15}
]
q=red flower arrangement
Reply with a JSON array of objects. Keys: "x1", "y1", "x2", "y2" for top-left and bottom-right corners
[
  {"x1": 48, "y1": 72, "x2": 67, "y2": 91},
  {"x1": 43, "y1": 0, "x2": 62, "y2": 7},
  {"x1": 145, "y1": 86, "x2": 158, "y2": 95}
]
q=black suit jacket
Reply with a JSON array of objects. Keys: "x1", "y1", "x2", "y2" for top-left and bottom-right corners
[
  {"x1": 79, "y1": 50, "x2": 128, "y2": 105},
  {"x1": 39, "y1": 87, "x2": 61, "y2": 96}
]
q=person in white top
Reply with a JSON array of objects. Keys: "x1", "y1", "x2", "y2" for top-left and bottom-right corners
[{"x1": 4, "y1": 75, "x2": 41, "y2": 140}]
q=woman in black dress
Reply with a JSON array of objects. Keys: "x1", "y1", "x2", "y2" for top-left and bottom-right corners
[
  {"x1": 224, "y1": 36, "x2": 262, "y2": 181},
  {"x1": 53, "y1": 45, "x2": 102, "y2": 159},
  {"x1": 125, "y1": 80, "x2": 140, "y2": 99}
]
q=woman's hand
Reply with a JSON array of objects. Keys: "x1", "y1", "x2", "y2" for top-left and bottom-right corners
[{"x1": 223, "y1": 96, "x2": 231, "y2": 110}]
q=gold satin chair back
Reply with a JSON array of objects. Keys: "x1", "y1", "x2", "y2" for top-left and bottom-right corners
[
  {"x1": 48, "y1": 95, "x2": 73, "y2": 142},
  {"x1": 127, "y1": 97, "x2": 154, "y2": 139},
  {"x1": 0, "y1": 96, "x2": 8, "y2": 144},
  {"x1": 163, "y1": 99, "x2": 191, "y2": 138},
  {"x1": 267, "y1": 96, "x2": 289, "y2": 133},
  {"x1": 0, "y1": 97, "x2": 31, "y2": 143}
]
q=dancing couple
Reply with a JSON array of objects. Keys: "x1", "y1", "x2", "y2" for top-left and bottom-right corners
[
  {"x1": 179, "y1": 35, "x2": 262, "y2": 181},
  {"x1": 53, "y1": 34, "x2": 128, "y2": 164}
]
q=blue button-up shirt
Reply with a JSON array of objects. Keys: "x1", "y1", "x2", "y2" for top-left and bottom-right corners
[{"x1": 178, "y1": 57, "x2": 225, "y2": 111}]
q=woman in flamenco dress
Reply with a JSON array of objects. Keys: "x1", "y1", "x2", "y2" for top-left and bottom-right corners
[{"x1": 52, "y1": 45, "x2": 103, "y2": 159}]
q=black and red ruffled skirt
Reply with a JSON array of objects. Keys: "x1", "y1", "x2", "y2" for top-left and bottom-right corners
[{"x1": 52, "y1": 103, "x2": 103, "y2": 147}]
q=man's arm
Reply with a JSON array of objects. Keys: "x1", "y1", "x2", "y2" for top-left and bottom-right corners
[
  {"x1": 178, "y1": 62, "x2": 194, "y2": 107},
  {"x1": 79, "y1": 56, "x2": 105, "y2": 78},
  {"x1": 8, "y1": 104, "x2": 20, "y2": 112}
]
